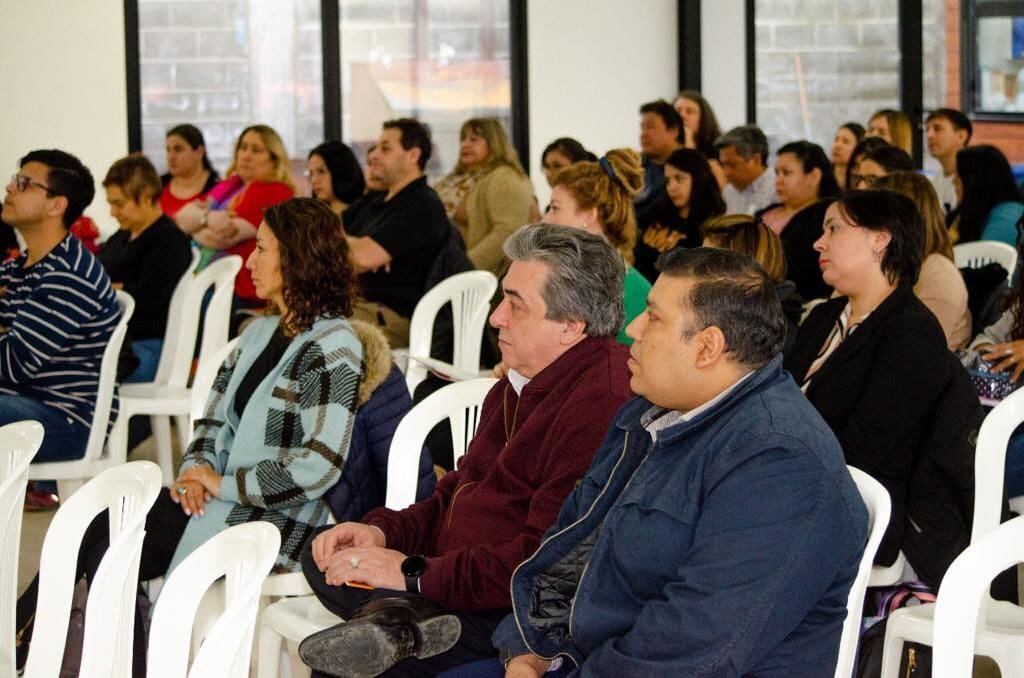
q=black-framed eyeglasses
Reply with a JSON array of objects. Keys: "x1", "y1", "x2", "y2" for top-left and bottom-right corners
[
  {"x1": 850, "y1": 173, "x2": 882, "y2": 188},
  {"x1": 10, "y1": 173, "x2": 54, "y2": 195}
]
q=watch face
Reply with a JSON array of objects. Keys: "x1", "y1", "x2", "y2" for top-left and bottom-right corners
[{"x1": 402, "y1": 554, "x2": 427, "y2": 577}]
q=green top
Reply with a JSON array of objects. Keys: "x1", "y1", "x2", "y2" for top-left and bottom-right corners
[{"x1": 618, "y1": 264, "x2": 652, "y2": 345}]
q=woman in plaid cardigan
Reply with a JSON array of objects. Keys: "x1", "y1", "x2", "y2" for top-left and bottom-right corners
[{"x1": 15, "y1": 198, "x2": 365, "y2": 673}]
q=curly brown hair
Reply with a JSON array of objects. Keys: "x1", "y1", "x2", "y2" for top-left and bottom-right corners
[{"x1": 262, "y1": 198, "x2": 358, "y2": 334}]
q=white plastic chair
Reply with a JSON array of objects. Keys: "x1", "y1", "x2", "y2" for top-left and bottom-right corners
[
  {"x1": 953, "y1": 240, "x2": 1018, "y2": 277},
  {"x1": 255, "y1": 378, "x2": 498, "y2": 678},
  {"x1": 835, "y1": 467, "x2": 891, "y2": 678},
  {"x1": 23, "y1": 460, "x2": 162, "y2": 678},
  {"x1": 117, "y1": 254, "x2": 243, "y2": 484},
  {"x1": 879, "y1": 387, "x2": 1024, "y2": 678},
  {"x1": 397, "y1": 271, "x2": 498, "y2": 394},
  {"x1": 189, "y1": 337, "x2": 241, "y2": 431},
  {"x1": 929, "y1": 515, "x2": 1024, "y2": 678},
  {"x1": 0, "y1": 421, "x2": 44, "y2": 676},
  {"x1": 28, "y1": 290, "x2": 135, "y2": 498},
  {"x1": 147, "y1": 522, "x2": 280, "y2": 678}
]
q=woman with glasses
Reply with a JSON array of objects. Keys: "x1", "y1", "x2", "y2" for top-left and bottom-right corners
[
  {"x1": 755, "y1": 141, "x2": 841, "y2": 300},
  {"x1": 306, "y1": 140, "x2": 366, "y2": 220},
  {"x1": 176, "y1": 124, "x2": 295, "y2": 312},
  {"x1": 850, "y1": 145, "x2": 914, "y2": 190}
]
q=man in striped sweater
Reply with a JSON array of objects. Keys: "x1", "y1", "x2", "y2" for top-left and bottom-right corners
[{"x1": 0, "y1": 150, "x2": 120, "y2": 507}]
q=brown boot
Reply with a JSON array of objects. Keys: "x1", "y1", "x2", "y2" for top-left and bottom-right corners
[{"x1": 298, "y1": 596, "x2": 461, "y2": 678}]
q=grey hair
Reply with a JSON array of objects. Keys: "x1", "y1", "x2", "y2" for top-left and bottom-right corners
[
  {"x1": 714, "y1": 125, "x2": 769, "y2": 163},
  {"x1": 502, "y1": 223, "x2": 625, "y2": 337}
]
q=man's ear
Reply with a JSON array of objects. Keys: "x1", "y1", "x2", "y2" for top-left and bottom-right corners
[
  {"x1": 560, "y1": 318, "x2": 587, "y2": 345},
  {"x1": 47, "y1": 195, "x2": 69, "y2": 222},
  {"x1": 694, "y1": 326, "x2": 728, "y2": 367}
]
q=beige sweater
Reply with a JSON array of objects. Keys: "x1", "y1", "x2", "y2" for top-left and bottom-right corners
[
  {"x1": 461, "y1": 164, "x2": 535, "y2": 275},
  {"x1": 915, "y1": 252, "x2": 972, "y2": 350}
]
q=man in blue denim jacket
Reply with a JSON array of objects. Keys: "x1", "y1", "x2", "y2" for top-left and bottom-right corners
[{"x1": 492, "y1": 247, "x2": 869, "y2": 677}]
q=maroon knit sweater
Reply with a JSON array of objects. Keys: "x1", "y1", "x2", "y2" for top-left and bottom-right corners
[{"x1": 363, "y1": 336, "x2": 632, "y2": 611}]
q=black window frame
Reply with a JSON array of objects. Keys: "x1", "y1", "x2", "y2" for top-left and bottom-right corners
[
  {"x1": 961, "y1": 0, "x2": 1024, "y2": 122},
  {"x1": 124, "y1": 0, "x2": 530, "y2": 177}
]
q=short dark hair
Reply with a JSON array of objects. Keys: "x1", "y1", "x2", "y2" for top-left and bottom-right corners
[
  {"x1": 382, "y1": 118, "x2": 433, "y2": 170},
  {"x1": 639, "y1": 99, "x2": 684, "y2": 142},
  {"x1": 835, "y1": 190, "x2": 924, "y2": 286},
  {"x1": 656, "y1": 247, "x2": 786, "y2": 368},
  {"x1": 777, "y1": 140, "x2": 841, "y2": 199},
  {"x1": 860, "y1": 145, "x2": 915, "y2": 173},
  {"x1": 714, "y1": 125, "x2": 770, "y2": 164},
  {"x1": 926, "y1": 108, "x2": 973, "y2": 143},
  {"x1": 103, "y1": 153, "x2": 162, "y2": 205},
  {"x1": 541, "y1": 137, "x2": 597, "y2": 165},
  {"x1": 309, "y1": 141, "x2": 366, "y2": 204},
  {"x1": 19, "y1": 149, "x2": 95, "y2": 227}
]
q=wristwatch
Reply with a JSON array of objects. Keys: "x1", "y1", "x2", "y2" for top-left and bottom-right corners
[{"x1": 401, "y1": 555, "x2": 427, "y2": 593}]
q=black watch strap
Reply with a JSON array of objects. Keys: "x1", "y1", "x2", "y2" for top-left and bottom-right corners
[{"x1": 404, "y1": 574, "x2": 421, "y2": 593}]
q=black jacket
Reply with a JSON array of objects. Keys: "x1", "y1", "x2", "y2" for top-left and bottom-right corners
[
  {"x1": 757, "y1": 199, "x2": 834, "y2": 301},
  {"x1": 785, "y1": 285, "x2": 978, "y2": 579}
]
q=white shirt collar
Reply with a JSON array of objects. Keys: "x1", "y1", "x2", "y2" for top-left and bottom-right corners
[
  {"x1": 644, "y1": 371, "x2": 755, "y2": 441},
  {"x1": 507, "y1": 369, "x2": 531, "y2": 395}
]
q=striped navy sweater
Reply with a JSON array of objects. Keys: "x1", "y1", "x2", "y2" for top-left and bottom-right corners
[{"x1": 0, "y1": 234, "x2": 120, "y2": 428}]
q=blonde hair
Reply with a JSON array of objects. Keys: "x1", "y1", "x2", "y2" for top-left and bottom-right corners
[
  {"x1": 454, "y1": 117, "x2": 526, "y2": 177},
  {"x1": 227, "y1": 124, "x2": 296, "y2": 190},
  {"x1": 553, "y1": 148, "x2": 644, "y2": 263},
  {"x1": 870, "y1": 109, "x2": 914, "y2": 155},
  {"x1": 874, "y1": 171, "x2": 954, "y2": 261},
  {"x1": 702, "y1": 214, "x2": 787, "y2": 283}
]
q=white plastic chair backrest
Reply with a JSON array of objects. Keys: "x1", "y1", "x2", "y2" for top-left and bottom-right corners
[
  {"x1": 24, "y1": 460, "x2": 162, "y2": 678},
  {"x1": 0, "y1": 421, "x2": 43, "y2": 673},
  {"x1": 835, "y1": 467, "x2": 891, "y2": 678},
  {"x1": 406, "y1": 271, "x2": 498, "y2": 392},
  {"x1": 151, "y1": 248, "x2": 201, "y2": 386},
  {"x1": 385, "y1": 378, "x2": 496, "y2": 509},
  {"x1": 932, "y1": 514, "x2": 1024, "y2": 678},
  {"x1": 80, "y1": 291, "x2": 135, "y2": 463},
  {"x1": 971, "y1": 386, "x2": 1024, "y2": 544},
  {"x1": 195, "y1": 255, "x2": 244, "y2": 371},
  {"x1": 190, "y1": 337, "x2": 241, "y2": 430},
  {"x1": 953, "y1": 240, "x2": 1018, "y2": 277},
  {"x1": 147, "y1": 522, "x2": 280, "y2": 678}
]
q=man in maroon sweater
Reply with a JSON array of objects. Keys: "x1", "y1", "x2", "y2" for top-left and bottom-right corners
[{"x1": 299, "y1": 224, "x2": 634, "y2": 677}]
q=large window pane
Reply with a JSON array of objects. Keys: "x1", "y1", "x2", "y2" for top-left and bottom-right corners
[
  {"x1": 973, "y1": 4, "x2": 1024, "y2": 114},
  {"x1": 754, "y1": 0, "x2": 900, "y2": 150},
  {"x1": 339, "y1": 0, "x2": 512, "y2": 179},
  {"x1": 138, "y1": 0, "x2": 323, "y2": 179}
]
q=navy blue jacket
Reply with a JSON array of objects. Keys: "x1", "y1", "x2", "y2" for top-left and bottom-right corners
[
  {"x1": 492, "y1": 356, "x2": 868, "y2": 677},
  {"x1": 325, "y1": 363, "x2": 435, "y2": 521}
]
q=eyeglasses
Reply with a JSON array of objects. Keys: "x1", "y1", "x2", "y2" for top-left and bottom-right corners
[
  {"x1": 10, "y1": 173, "x2": 53, "y2": 194},
  {"x1": 851, "y1": 173, "x2": 882, "y2": 188}
]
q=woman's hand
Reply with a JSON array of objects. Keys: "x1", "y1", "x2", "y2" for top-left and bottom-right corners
[
  {"x1": 193, "y1": 226, "x2": 232, "y2": 250},
  {"x1": 177, "y1": 465, "x2": 223, "y2": 499},
  {"x1": 982, "y1": 339, "x2": 1024, "y2": 383},
  {"x1": 504, "y1": 654, "x2": 551, "y2": 678},
  {"x1": 169, "y1": 479, "x2": 209, "y2": 517},
  {"x1": 175, "y1": 201, "x2": 208, "y2": 234}
]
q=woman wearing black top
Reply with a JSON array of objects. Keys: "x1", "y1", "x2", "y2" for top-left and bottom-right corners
[
  {"x1": 633, "y1": 148, "x2": 725, "y2": 281},
  {"x1": 785, "y1": 190, "x2": 980, "y2": 585},
  {"x1": 99, "y1": 154, "x2": 193, "y2": 382}
]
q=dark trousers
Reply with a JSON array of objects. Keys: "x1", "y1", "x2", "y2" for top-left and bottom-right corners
[
  {"x1": 17, "y1": 488, "x2": 190, "y2": 676},
  {"x1": 300, "y1": 527, "x2": 505, "y2": 677}
]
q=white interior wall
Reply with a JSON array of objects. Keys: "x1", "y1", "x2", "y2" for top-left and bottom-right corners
[
  {"x1": 0, "y1": 0, "x2": 129, "y2": 237},
  {"x1": 526, "y1": 0, "x2": 679, "y2": 205},
  {"x1": 700, "y1": 0, "x2": 748, "y2": 132}
]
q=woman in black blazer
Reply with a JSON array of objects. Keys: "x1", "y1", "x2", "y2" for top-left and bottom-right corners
[{"x1": 785, "y1": 190, "x2": 953, "y2": 567}]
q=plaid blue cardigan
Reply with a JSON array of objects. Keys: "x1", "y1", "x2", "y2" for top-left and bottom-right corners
[{"x1": 169, "y1": 315, "x2": 363, "y2": 573}]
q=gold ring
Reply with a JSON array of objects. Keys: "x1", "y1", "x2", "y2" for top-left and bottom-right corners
[{"x1": 176, "y1": 486, "x2": 188, "y2": 496}]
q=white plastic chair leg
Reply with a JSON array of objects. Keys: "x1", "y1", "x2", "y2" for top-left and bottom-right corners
[
  {"x1": 173, "y1": 415, "x2": 190, "y2": 460},
  {"x1": 257, "y1": 619, "x2": 284, "y2": 678},
  {"x1": 56, "y1": 478, "x2": 84, "y2": 499},
  {"x1": 151, "y1": 415, "x2": 175, "y2": 485}
]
